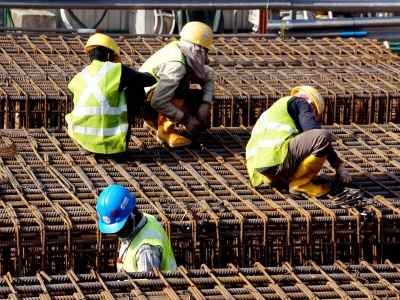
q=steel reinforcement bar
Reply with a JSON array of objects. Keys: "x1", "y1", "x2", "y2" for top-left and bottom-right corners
[
  {"x1": 0, "y1": 34, "x2": 400, "y2": 128},
  {"x1": 3, "y1": 260, "x2": 400, "y2": 299},
  {"x1": 0, "y1": 124, "x2": 400, "y2": 275}
]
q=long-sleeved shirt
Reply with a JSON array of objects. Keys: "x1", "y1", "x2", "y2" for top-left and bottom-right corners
[
  {"x1": 150, "y1": 61, "x2": 214, "y2": 123},
  {"x1": 287, "y1": 96, "x2": 341, "y2": 166},
  {"x1": 119, "y1": 65, "x2": 156, "y2": 123}
]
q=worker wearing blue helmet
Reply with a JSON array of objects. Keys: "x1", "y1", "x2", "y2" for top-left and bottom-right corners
[{"x1": 96, "y1": 184, "x2": 177, "y2": 272}]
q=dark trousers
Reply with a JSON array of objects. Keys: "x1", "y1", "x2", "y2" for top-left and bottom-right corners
[{"x1": 257, "y1": 129, "x2": 332, "y2": 177}]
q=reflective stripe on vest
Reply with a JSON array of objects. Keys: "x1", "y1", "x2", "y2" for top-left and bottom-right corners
[
  {"x1": 122, "y1": 213, "x2": 177, "y2": 272},
  {"x1": 66, "y1": 61, "x2": 128, "y2": 154},
  {"x1": 246, "y1": 112, "x2": 296, "y2": 159},
  {"x1": 68, "y1": 124, "x2": 128, "y2": 136},
  {"x1": 246, "y1": 96, "x2": 298, "y2": 186}
]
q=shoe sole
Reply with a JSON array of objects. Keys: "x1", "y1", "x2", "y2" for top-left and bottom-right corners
[
  {"x1": 156, "y1": 134, "x2": 192, "y2": 148},
  {"x1": 288, "y1": 188, "x2": 301, "y2": 195},
  {"x1": 143, "y1": 123, "x2": 157, "y2": 131},
  {"x1": 263, "y1": 179, "x2": 288, "y2": 188},
  {"x1": 289, "y1": 187, "x2": 330, "y2": 197}
]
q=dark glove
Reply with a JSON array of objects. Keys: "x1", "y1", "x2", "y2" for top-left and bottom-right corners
[
  {"x1": 196, "y1": 102, "x2": 212, "y2": 129},
  {"x1": 184, "y1": 115, "x2": 201, "y2": 136},
  {"x1": 335, "y1": 163, "x2": 352, "y2": 183}
]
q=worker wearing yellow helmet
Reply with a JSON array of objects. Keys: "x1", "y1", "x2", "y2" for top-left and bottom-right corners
[
  {"x1": 83, "y1": 33, "x2": 122, "y2": 62},
  {"x1": 246, "y1": 86, "x2": 352, "y2": 197},
  {"x1": 139, "y1": 21, "x2": 215, "y2": 148},
  {"x1": 66, "y1": 33, "x2": 156, "y2": 156}
]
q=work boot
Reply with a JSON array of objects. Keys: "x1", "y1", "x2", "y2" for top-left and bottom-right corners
[
  {"x1": 156, "y1": 114, "x2": 191, "y2": 148},
  {"x1": 289, "y1": 154, "x2": 331, "y2": 197},
  {"x1": 263, "y1": 175, "x2": 288, "y2": 187},
  {"x1": 143, "y1": 119, "x2": 158, "y2": 131}
]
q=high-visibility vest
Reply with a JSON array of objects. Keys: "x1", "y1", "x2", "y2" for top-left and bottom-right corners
[
  {"x1": 139, "y1": 41, "x2": 186, "y2": 93},
  {"x1": 66, "y1": 60, "x2": 128, "y2": 154},
  {"x1": 246, "y1": 96, "x2": 298, "y2": 186},
  {"x1": 122, "y1": 213, "x2": 177, "y2": 272}
]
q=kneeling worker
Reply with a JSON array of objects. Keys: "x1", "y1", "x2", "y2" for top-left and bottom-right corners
[
  {"x1": 139, "y1": 21, "x2": 215, "y2": 148},
  {"x1": 246, "y1": 86, "x2": 352, "y2": 197},
  {"x1": 66, "y1": 33, "x2": 156, "y2": 155}
]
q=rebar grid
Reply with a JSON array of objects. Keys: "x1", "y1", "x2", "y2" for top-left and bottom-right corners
[
  {"x1": 0, "y1": 34, "x2": 399, "y2": 128},
  {"x1": 2, "y1": 260, "x2": 400, "y2": 299},
  {"x1": 0, "y1": 125, "x2": 399, "y2": 276}
]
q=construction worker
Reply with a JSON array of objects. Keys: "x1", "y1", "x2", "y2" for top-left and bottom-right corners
[
  {"x1": 66, "y1": 33, "x2": 156, "y2": 155},
  {"x1": 139, "y1": 21, "x2": 215, "y2": 148},
  {"x1": 96, "y1": 184, "x2": 177, "y2": 272},
  {"x1": 246, "y1": 86, "x2": 352, "y2": 197}
]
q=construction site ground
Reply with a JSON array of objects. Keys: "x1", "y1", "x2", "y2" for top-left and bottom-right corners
[{"x1": 1, "y1": 32, "x2": 400, "y2": 299}]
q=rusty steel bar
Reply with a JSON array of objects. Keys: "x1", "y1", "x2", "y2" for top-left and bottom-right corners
[
  {"x1": 3, "y1": 260, "x2": 400, "y2": 298},
  {"x1": 1, "y1": 34, "x2": 400, "y2": 128},
  {"x1": 0, "y1": 124, "x2": 400, "y2": 275}
]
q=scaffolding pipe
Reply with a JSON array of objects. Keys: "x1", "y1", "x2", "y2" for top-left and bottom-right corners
[
  {"x1": 3, "y1": 0, "x2": 400, "y2": 12},
  {"x1": 267, "y1": 18, "x2": 400, "y2": 40},
  {"x1": 268, "y1": 16, "x2": 400, "y2": 30},
  {"x1": 0, "y1": 0, "x2": 287, "y2": 10},
  {"x1": 293, "y1": 0, "x2": 400, "y2": 12},
  {"x1": 282, "y1": 29, "x2": 400, "y2": 41}
]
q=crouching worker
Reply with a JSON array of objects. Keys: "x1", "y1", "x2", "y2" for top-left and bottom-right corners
[
  {"x1": 66, "y1": 33, "x2": 156, "y2": 155},
  {"x1": 246, "y1": 86, "x2": 352, "y2": 197},
  {"x1": 139, "y1": 21, "x2": 215, "y2": 148},
  {"x1": 96, "y1": 184, "x2": 177, "y2": 272}
]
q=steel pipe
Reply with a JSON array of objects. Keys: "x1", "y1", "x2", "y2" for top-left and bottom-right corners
[
  {"x1": 292, "y1": 0, "x2": 400, "y2": 12},
  {"x1": 0, "y1": 0, "x2": 287, "y2": 10},
  {"x1": 2, "y1": 0, "x2": 400, "y2": 12},
  {"x1": 268, "y1": 17, "x2": 400, "y2": 30},
  {"x1": 271, "y1": 28, "x2": 400, "y2": 40}
]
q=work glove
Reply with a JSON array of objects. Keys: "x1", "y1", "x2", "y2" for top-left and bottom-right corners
[
  {"x1": 184, "y1": 115, "x2": 202, "y2": 136},
  {"x1": 335, "y1": 163, "x2": 352, "y2": 183},
  {"x1": 196, "y1": 102, "x2": 212, "y2": 129}
]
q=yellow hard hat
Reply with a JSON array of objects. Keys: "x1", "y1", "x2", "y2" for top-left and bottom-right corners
[
  {"x1": 180, "y1": 21, "x2": 213, "y2": 50},
  {"x1": 84, "y1": 33, "x2": 120, "y2": 57},
  {"x1": 291, "y1": 86, "x2": 325, "y2": 119}
]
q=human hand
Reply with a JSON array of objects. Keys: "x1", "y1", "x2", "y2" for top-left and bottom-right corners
[
  {"x1": 196, "y1": 102, "x2": 212, "y2": 129},
  {"x1": 184, "y1": 115, "x2": 201, "y2": 136},
  {"x1": 335, "y1": 163, "x2": 352, "y2": 183}
]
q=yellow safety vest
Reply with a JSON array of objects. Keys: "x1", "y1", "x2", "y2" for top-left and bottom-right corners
[
  {"x1": 66, "y1": 60, "x2": 128, "y2": 154},
  {"x1": 122, "y1": 213, "x2": 177, "y2": 272},
  {"x1": 246, "y1": 96, "x2": 298, "y2": 186},
  {"x1": 139, "y1": 41, "x2": 186, "y2": 93}
]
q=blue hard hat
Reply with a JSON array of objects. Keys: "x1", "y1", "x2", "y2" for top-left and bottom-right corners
[{"x1": 96, "y1": 184, "x2": 137, "y2": 234}]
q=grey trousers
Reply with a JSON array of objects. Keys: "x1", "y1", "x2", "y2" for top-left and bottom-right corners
[
  {"x1": 257, "y1": 128, "x2": 332, "y2": 178},
  {"x1": 279, "y1": 128, "x2": 332, "y2": 176}
]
